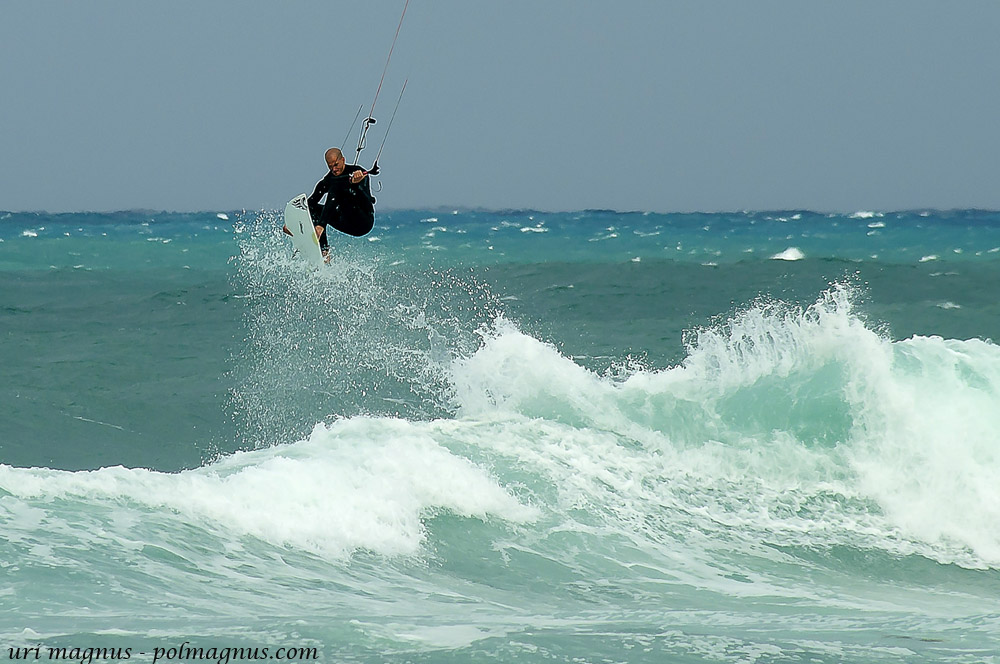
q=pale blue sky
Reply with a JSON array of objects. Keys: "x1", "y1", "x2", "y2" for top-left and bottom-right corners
[{"x1": 2, "y1": 1, "x2": 998, "y2": 213}]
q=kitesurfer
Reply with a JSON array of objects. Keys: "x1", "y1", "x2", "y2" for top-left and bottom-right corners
[
  {"x1": 283, "y1": 147, "x2": 376, "y2": 255},
  {"x1": 308, "y1": 147, "x2": 377, "y2": 249}
]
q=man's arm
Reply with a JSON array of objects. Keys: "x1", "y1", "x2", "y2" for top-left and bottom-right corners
[{"x1": 307, "y1": 178, "x2": 328, "y2": 220}]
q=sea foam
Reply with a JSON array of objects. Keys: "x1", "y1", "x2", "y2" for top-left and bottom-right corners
[
  {"x1": 0, "y1": 418, "x2": 537, "y2": 559},
  {"x1": 450, "y1": 288, "x2": 1000, "y2": 569}
]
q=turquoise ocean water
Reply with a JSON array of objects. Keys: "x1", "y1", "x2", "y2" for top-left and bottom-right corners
[{"x1": 2, "y1": 207, "x2": 999, "y2": 663}]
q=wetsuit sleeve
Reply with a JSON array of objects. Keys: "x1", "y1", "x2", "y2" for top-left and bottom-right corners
[
  {"x1": 343, "y1": 166, "x2": 375, "y2": 206},
  {"x1": 354, "y1": 175, "x2": 375, "y2": 206},
  {"x1": 307, "y1": 178, "x2": 328, "y2": 221}
]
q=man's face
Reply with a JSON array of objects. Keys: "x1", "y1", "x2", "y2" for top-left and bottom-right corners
[{"x1": 327, "y1": 152, "x2": 346, "y2": 175}]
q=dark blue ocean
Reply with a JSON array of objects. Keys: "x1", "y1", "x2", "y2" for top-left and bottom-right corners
[{"x1": 2, "y1": 207, "x2": 1000, "y2": 663}]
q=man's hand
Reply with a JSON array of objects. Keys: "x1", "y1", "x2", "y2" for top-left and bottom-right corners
[{"x1": 349, "y1": 170, "x2": 368, "y2": 184}]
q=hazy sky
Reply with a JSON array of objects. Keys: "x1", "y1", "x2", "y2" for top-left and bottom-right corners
[{"x1": 2, "y1": 1, "x2": 998, "y2": 213}]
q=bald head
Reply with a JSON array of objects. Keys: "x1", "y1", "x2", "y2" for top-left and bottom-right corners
[{"x1": 325, "y1": 148, "x2": 346, "y2": 175}]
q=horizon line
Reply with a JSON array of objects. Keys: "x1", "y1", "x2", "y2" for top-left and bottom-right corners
[{"x1": 4, "y1": 206, "x2": 1000, "y2": 217}]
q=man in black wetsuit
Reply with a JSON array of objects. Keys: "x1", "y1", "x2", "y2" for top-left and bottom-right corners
[{"x1": 307, "y1": 147, "x2": 376, "y2": 255}]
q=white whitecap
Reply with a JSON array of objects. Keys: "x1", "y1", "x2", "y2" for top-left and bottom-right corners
[{"x1": 770, "y1": 247, "x2": 805, "y2": 261}]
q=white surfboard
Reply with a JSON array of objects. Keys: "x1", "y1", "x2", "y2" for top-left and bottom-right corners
[{"x1": 283, "y1": 194, "x2": 324, "y2": 266}]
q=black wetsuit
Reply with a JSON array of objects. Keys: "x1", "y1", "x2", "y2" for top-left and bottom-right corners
[{"x1": 307, "y1": 165, "x2": 376, "y2": 248}]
